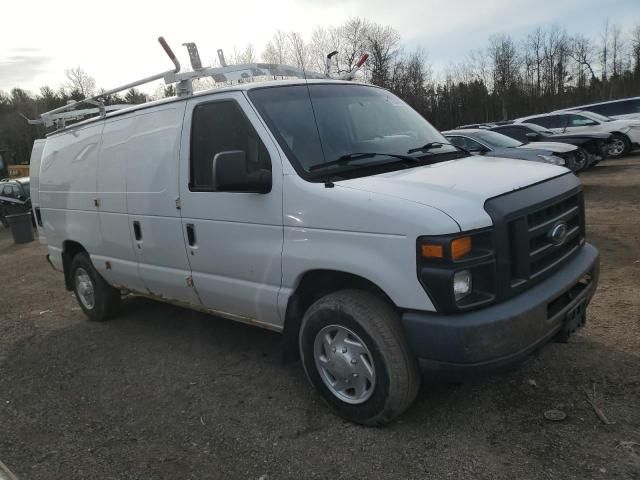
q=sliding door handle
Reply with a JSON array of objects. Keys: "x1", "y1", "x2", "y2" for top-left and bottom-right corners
[
  {"x1": 186, "y1": 223, "x2": 196, "y2": 246},
  {"x1": 133, "y1": 221, "x2": 142, "y2": 241}
]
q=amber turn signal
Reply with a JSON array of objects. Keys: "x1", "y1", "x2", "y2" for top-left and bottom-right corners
[
  {"x1": 451, "y1": 236, "x2": 472, "y2": 260},
  {"x1": 421, "y1": 244, "x2": 444, "y2": 259}
]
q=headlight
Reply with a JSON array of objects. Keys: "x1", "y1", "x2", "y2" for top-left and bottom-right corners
[
  {"x1": 537, "y1": 154, "x2": 564, "y2": 166},
  {"x1": 417, "y1": 230, "x2": 496, "y2": 312},
  {"x1": 453, "y1": 270, "x2": 472, "y2": 300}
]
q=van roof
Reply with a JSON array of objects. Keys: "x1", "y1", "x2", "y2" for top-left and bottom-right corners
[{"x1": 46, "y1": 78, "x2": 370, "y2": 138}]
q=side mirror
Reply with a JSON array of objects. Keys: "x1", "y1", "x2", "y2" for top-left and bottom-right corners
[
  {"x1": 468, "y1": 146, "x2": 488, "y2": 155},
  {"x1": 525, "y1": 132, "x2": 539, "y2": 140},
  {"x1": 213, "y1": 150, "x2": 271, "y2": 193}
]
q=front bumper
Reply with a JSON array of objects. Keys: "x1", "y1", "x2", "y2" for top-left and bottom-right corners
[{"x1": 402, "y1": 243, "x2": 599, "y2": 376}]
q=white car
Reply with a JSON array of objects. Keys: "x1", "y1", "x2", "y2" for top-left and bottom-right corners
[
  {"x1": 36, "y1": 79, "x2": 600, "y2": 425},
  {"x1": 515, "y1": 110, "x2": 640, "y2": 158},
  {"x1": 555, "y1": 97, "x2": 640, "y2": 122}
]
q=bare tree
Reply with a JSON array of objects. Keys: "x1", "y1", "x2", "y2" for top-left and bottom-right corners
[
  {"x1": 525, "y1": 28, "x2": 545, "y2": 100},
  {"x1": 631, "y1": 24, "x2": 640, "y2": 76},
  {"x1": 600, "y1": 19, "x2": 610, "y2": 81},
  {"x1": 488, "y1": 34, "x2": 520, "y2": 119},
  {"x1": 569, "y1": 34, "x2": 599, "y2": 92},
  {"x1": 288, "y1": 32, "x2": 308, "y2": 69},
  {"x1": 366, "y1": 23, "x2": 400, "y2": 88},
  {"x1": 64, "y1": 66, "x2": 96, "y2": 97},
  {"x1": 610, "y1": 24, "x2": 624, "y2": 78},
  {"x1": 262, "y1": 31, "x2": 289, "y2": 64},
  {"x1": 231, "y1": 44, "x2": 257, "y2": 64}
]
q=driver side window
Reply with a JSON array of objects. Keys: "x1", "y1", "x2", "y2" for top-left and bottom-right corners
[
  {"x1": 190, "y1": 100, "x2": 271, "y2": 191},
  {"x1": 447, "y1": 136, "x2": 485, "y2": 152},
  {"x1": 567, "y1": 114, "x2": 598, "y2": 127}
]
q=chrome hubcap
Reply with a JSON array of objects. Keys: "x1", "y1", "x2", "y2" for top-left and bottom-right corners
[
  {"x1": 74, "y1": 267, "x2": 95, "y2": 309},
  {"x1": 609, "y1": 139, "x2": 625, "y2": 156},
  {"x1": 313, "y1": 325, "x2": 376, "y2": 404}
]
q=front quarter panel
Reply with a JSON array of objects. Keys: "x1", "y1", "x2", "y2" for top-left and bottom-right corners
[{"x1": 279, "y1": 174, "x2": 461, "y2": 315}]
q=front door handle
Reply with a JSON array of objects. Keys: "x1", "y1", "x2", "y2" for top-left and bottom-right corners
[
  {"x1": 133, "y1": 221, "x2": 142, "y2": 241},
  {"x1": 186, "y1": 223, "x2": 196, "y2": 246}
]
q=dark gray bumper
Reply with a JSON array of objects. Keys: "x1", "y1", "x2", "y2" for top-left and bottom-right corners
[{"x1": 402, "y1": 243, "x2": 599, "y2": 376}]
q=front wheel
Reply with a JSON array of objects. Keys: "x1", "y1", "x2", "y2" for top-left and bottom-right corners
[
  {"x1": 71, "y1": 252, "x2": 120, "y2": 321},
  {"x1": 299, "y1": 290, "x2": 420, "y2": 426},
  {"x1": 568, "y1": 148, "x2": 589, "y2": 172},
  {"x1": 608, "y1": 133, "x2": 631, "y2": 158}
]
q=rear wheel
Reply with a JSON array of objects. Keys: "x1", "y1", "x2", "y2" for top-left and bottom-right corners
[
  {"x1": 299, "y1": 290, "x2": 420, "y2": 426},
  {"x1": 608, "y1": 133, "x2": 630, "y2": 158},
  {"x1": 71, "y1": 252, "x2": 120, "y2": 321}
]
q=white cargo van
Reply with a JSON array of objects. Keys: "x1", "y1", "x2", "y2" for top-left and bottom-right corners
[{"x1": 34, "y1": 40, "x2": 599, "y2": 425}]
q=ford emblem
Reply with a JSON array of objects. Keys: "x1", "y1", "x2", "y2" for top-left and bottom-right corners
[{"x1": 548, "y1": 222, "x2": 569, "y2": 245}]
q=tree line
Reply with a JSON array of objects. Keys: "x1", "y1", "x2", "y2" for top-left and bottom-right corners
[{"x1": 1, "y1": 17, "x2": 639, "y2": 166}]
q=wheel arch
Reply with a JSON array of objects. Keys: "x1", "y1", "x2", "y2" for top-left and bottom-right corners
[
  {"x1": 281, "y1": 269, "x2": 396, "y2": 362},
  {"x1": 61, "y1": 240, "x2": 87, "y2": 290}
]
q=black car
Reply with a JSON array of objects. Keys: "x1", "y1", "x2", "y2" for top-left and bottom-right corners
[
  {"x1": 0, "y1": 177, "x2": 31, "y2": 227},
  {"x1": 490, "y1": 123, "x2": 611, "y2": 169}
]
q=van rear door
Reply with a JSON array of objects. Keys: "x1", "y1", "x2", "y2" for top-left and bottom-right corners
[{"x1": 29, "y1": 139, "x2": 46, "y2": 243}]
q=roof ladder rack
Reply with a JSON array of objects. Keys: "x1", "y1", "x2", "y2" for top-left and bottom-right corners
[{"x1": 28, "y1": 36, "x2": 370, "y2": 130}]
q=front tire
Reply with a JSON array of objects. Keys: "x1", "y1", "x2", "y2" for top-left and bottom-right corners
[
  {"x1": 299, "y1": 290, "x2": 420, "y2": 426},
  {"x1": 608, "y1": 133, "x2": 631, "y2": 158},
  {"x1": 568, "y1": 148, "x2": 588, "y2": 172},
  {"x1": 71, "y1": 252, "x2": 120, "y2": 321}
]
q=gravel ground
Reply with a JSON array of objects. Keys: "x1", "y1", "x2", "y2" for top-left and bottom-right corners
[{"x1": 0, "y1": 156, "x2": 639, "y2": 480}]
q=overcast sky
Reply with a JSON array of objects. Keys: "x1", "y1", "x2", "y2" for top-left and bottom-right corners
[{"x1": 1, "y1": 0, "x2": 638, "y2": 94}]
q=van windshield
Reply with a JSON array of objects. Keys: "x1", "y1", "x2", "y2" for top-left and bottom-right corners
[{"x1": 248, "y1": 84, "x2": 458, "y2": 178}]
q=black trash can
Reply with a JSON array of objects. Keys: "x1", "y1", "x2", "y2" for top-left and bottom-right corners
[{"x1": 6, "y1": 212, "x2": 34, "y2": 244}]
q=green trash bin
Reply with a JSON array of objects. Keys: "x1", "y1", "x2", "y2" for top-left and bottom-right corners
[{"x1": 6, "y1": 212, "x2": 34, "y2": 244}]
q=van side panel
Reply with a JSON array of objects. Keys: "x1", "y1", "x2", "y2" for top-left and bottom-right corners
[
  {"x1": 94, "y1": 114, "x2": 145, "y2": 291},
  {"x1": 39, "y1": 122, "x2": 104, "y2": 266}
]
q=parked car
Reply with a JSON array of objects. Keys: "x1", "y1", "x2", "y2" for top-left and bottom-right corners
[
  {"x1": 515, "y1": 110, "x2": 640, "y2": 158},
  {"x1": 489, "y1": 122, "x2": 611, "y2": 170},
  {"x1": 0, "y1": 177, "x2": 31, "y2": 227},
  {"x1": 556, "y1": 97, "x2": 640, "y2": 121},
  {"x1": 36, "y1": 79, "x2": 600, "y2": 426},
  {"x1": 442, "y1": 128, "x2": 581, "y2": 170}
]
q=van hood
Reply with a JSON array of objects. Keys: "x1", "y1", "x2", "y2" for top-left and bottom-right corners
[
  {"x1": 518, "y1": 141, "x2": 577, "y2": 153},
  {"x1": 336, "y1": 155, "x2": 568, "y2": 231}
]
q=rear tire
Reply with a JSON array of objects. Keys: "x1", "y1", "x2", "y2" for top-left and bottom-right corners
[
  {"x1": 608, "y1": 133, "x2": 630, "y2": 158},
  {"x1": 299, "y1": 290, "x2": 420, "y2": 426},
  {"x1": 71, "y1": 252, "x2": 120, "y2": 321}
]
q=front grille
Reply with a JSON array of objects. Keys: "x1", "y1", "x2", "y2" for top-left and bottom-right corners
[
  {"x1": 506, "y1": 192, "x2": 584, "y2": 291},
  {"x1": 484, "y1": 173, "x2": 585, "y2": 301}
]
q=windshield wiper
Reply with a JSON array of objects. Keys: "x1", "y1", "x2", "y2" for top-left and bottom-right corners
[
  {"x1": 308, "y1": 152, "x2": 420, "y2": 171},
  {"x1": 407, "y1": 142, "x2": 445, "y2": 154}
]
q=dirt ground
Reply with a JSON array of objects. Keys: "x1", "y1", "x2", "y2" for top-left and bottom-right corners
[{"x1": 0, "y1": 156, "x2": 639, "y2": 480}]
